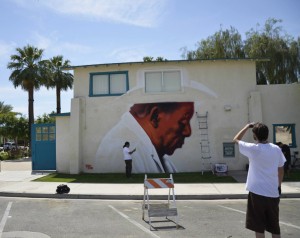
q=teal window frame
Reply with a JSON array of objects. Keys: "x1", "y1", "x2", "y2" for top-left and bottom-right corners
[
  {"x1": 89, "y1": 71, "x2": 129, "y2": 97},
  {"x1": 273, "y1": 123, "x2": 297, "y2": 148}
]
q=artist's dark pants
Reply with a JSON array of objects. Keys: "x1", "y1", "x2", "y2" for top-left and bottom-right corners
[{"x1": 125, "y1": 160, "x2": 132, "y2": 178}]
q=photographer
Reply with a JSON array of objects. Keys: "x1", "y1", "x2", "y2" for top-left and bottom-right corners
[{"x1": 233, "y1": 122, "x2": 286, "y2": 238}]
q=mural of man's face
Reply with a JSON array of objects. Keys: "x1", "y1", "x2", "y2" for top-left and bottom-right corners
[{"x1": 154, "y1": 102, "x2": 194, "y2": 156}]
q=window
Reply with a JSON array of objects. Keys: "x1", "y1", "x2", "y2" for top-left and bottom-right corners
[
  {"x1": 273, "y1": 124, "x2": 296, "y2": 148},
  {"x1": 145, "y1": 70, "x2": 182, "y2": 93},
  {"x1": 90, "y1": 71, "x2": 128, "y2": 96},
  {"x1": 36, "y1": 125, "x2": 55, "y2": 141}
]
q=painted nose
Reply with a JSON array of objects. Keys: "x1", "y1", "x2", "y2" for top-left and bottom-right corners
[{"x1": 183, "y1": 123, "x2": 192, "y2": 137}]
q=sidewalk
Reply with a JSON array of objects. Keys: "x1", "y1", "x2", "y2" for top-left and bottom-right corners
[{"x1": 0, "y1": 170, "x2": 300, "y2": 200}]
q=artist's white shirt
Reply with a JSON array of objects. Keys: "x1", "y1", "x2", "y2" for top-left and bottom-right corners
[
  {"x1": 95, "y1": 112, "x2": 177, "y2": 173},
  {"x1": 238, "y1": 141, "x2": 286, "y2": 197},
  {"x1": 123, "y1": 147, "x2": 132, "y2": 161}
]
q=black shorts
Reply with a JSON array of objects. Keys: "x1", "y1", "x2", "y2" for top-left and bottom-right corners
[{"x1": 246, "y1": 192, "x2": 280, "y2": 234}]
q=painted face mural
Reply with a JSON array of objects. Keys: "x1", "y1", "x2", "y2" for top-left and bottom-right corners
[
  {"x1": 95, "y1": 102, "x2": 195, "y2": 174},
  {"x1": 130, "y1": 102, "x2": 194, "y2": 157}
]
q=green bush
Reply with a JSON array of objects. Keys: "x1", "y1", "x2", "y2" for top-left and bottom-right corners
[
  {"x1": 7, "y1": 149, "x2": 25, "y2": 160},
  {"x1": 0, "y1": 151, "x2": 9, "y2": 160}
]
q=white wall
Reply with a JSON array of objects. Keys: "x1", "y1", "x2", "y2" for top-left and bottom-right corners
[
  {"x1": 258, "y1": 84, "x2": 300, "y2": 155},
  {"x1": 56, "y1": 60, "x2": 300, "y2": 173},
  {"x1": 56, "y1": 115, "x2": 71, "y2": 173}
]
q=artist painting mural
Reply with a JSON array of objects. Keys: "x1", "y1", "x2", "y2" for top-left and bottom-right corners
[{"x1": 95, "y1": 102, "x2": 194, "y2": 173}]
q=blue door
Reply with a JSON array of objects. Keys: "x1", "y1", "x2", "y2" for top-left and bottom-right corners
[{"x1": 31, "y1": 123, "x2": 56, "y2": 170}]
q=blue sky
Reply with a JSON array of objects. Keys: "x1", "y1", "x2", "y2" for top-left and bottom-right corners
[{"x1": 1, "y1": 0, "x2": 299, "y2": 117}]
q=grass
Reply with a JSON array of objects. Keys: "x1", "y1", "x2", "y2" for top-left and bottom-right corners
[
  {"x1": 34, "y1": 172, "x2": 237, "y2": 184},
  {"x1": 34, "y1": 170, "x2": 300, "y2": 184},
  {"x1": 283, "y1": 169, "x2": 300, "y2": 182}
]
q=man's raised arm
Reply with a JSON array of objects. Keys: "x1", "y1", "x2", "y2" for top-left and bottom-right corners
[{"x1": 233, "y1": 123, "x2": 254, "y2": 143}]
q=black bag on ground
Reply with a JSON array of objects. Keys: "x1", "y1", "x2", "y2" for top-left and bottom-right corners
[{"x1": 56, "y1": 184, "x2": 70, "y2": 194}]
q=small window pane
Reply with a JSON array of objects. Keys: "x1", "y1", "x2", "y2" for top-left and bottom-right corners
[
  {"x1": 49, "y1": 134, "x2": 55, "y2": 141},
  {"x1": 36, "y1": 134, "x2": 41, "y2": 141},
  {"x1": 42, "y1": 134, "x2": 48, "y2": 141},
  {"x1": 36, "y1": 127, "x2": 41, "y2": 133},
  {"x1": 42, "y1": 127, "x2": 48, "y2": 133},
  {"x1": 110, "y1": 74, "x2": 126, "y2": 94},
  {"x1": 145, "y1": 72, "x2": 162, "y2": 92},
  {"x1": 49, "y1": 126, "x2": 55, "y2": 133},
  {"x1": 93, "y1": 75, "x2": 109, "y2": 94},
  {"x1": 163, "y1": 71, "x2": 181, "y2": 92}
]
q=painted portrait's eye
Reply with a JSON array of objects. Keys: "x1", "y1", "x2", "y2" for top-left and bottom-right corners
[{"x1": 179, "y1": 120, "x2": 188, "y2": 130}]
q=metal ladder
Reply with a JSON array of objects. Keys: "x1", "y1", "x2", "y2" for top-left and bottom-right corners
[{"x1": 196, "y1": 111, "x2": 213, "y2": 175}]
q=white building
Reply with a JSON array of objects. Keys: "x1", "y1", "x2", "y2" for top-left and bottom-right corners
[{"x1": 53, "y1": 59, "x2": 300, "y2": 174}]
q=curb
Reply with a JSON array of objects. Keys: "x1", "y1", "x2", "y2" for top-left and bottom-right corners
[{"x1": 0, "y1": 192, "x2": 299, "y2": 200}]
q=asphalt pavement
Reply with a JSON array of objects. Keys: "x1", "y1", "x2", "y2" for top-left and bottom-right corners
[{"x1": 0, "y1": 158, "x2": 300, "y2": 200}]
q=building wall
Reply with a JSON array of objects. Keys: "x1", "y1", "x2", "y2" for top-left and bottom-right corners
[
  {"x1": 55, "y1": 60, "x2": 299, "y2": 174},
  {"x1": 55, "y1": 115, "x2": 71, "y2": 173},
  {"x1": 257, "y1": 84, "x2": 300, "y2": 155}
]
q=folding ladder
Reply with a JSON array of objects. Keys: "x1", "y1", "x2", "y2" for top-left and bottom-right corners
[
  {"x1": 196, "y1": 111, "x2": 213, "y2": 174},
  {"x1": 142, "y1": 174, "x2": 179, "y2": 230}
]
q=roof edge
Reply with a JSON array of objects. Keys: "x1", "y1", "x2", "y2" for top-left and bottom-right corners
[
  {"x1": 50, "y1": 112, "x2": 71, "y2": 117},
  {"x1": 63, "y1": 58, "x2": 270, "y2": 70}
]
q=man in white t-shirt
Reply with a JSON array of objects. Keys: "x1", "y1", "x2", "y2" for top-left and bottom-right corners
[
  {"x1": 233, "y1": 122, "x2": 286, "y2": 238},
  {"x1": 122, "y1": 141, "x2": 136, "y2": 178}
]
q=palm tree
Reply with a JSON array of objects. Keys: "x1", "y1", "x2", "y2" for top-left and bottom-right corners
[
  {"x1": 46, "y1": 55, "x2": 73, "y2": 114},
  {"x1": 7, "y1": 45, "x2": 47, "y2": 147},
  {"x1": 0, "y1": 101, "x2": 13, "y2": 114}
]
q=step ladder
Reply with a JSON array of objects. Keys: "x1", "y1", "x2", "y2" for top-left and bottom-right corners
[
  {"x1": 196, "y1": 111, "x2": 213, "y2": 175},
  {"x1": 142, "y1": 174, "x2": 179, "y2": 230}
]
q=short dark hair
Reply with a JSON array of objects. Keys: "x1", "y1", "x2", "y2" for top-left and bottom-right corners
[
  {"x1": 123, "y1": 141, "x2": 130, "y2": 148},
  {"x1": 252, "y1": 123, "x2": 269, "y2": 142}
]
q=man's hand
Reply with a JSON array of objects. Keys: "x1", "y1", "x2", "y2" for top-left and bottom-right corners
[
  {"x1": 129, "y1": 148, "x2": 136, "y2": 155},
  {"x1": 248, "y1": 122, "x2": 255, "y2": 128},
  {"x1": 233, "y1": 123, "x2": 254, "y2": 143}
]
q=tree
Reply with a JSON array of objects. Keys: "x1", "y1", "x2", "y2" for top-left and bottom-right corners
[
  {"x1": 7, "y1": 45, "x2": 47, "y2": 146},
  {"x1": 0, "y1": 101, "x2": 13, "y2": 114},
  {"x1": 4, "y1": 115, "x2": 29, "y2": 148},
  {"x1": 0, "y1": 101, "x2": 14, "y2": 145},
  {"x1": 45, "y1": 55, "x2": 73, "y2": 114},
  {"x1": 181, "y1": 18, "x2": 299, "y2": 84},
  {"x1": 143, "y1": 56, "x2": 154, "y2": 62},
  {"x1": 35, "y1": 113, "x2": 55, "y2": 124},
  {"x1": 181, "y1": 26, "x2": 245, "y2": 60},
  {"x1": 244, "y1": 18, "x2": 299, "y2": 84},
  {"x1": 143, "y1": 56, "x2": 168, "y2": 62},
  {"x1": 0, "y1": 106, "x2": 28, "y2": 148}
]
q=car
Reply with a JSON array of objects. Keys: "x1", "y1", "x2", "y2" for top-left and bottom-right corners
[{"x1": 3, "y1": 142, "x2": 16, "y2": 150}]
